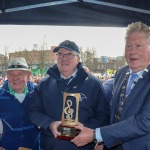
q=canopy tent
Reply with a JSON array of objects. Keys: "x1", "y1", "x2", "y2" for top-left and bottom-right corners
[{"x1": 0, "y1": 0, "x2": 150, "y2": 27}]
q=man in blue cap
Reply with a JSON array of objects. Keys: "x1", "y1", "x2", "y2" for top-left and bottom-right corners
[{"x1": 28, "y1": 40, "x2": 110, "y2": 150}]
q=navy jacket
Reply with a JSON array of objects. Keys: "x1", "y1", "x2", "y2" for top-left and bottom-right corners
[
  {"x1": 102, "y1": 78, "x2": 114, "y2": 104},
  {"x1": 28, "y1": 62, "x2": 110, "y2": 150},
  {"x1": 101, "y1": 66, "x2": 150, "y2": 150},
  {"x1": 0, "y1": 80, "x2": 40, "y2": 150}
]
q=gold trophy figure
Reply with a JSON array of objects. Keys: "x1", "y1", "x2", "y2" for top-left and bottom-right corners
[{"x1": 57, "y1": 92, "x2": 80, "y2": 140}]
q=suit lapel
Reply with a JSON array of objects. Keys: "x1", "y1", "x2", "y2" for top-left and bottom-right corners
[{"x1": 122, "y1": 69, "x2": 150, "y2": 116}]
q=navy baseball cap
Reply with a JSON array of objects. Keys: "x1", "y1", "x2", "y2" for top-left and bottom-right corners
[{"x1": 53, "y1": 40, "x2": 80, "y2": 54}]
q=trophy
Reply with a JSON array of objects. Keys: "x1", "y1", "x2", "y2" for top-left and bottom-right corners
[{"x1": 57, "y1": 92, "x2": 80, "y2": 140}]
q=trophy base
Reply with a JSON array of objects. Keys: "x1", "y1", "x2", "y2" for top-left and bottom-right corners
[
  {"x1": 57, "y1": 125, "x2": 80, "y2": 140},
  {"x1": 18, "y1": 147, "x2": 31, "y2": 150}
]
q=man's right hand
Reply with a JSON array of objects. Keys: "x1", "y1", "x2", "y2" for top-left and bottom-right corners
[{"x1": 49, "y1": 121, "x2": 61, "y2": 138}]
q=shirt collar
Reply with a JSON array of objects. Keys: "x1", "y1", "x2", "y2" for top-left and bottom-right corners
[
  {"x1": 8, "y1": 83, "x2": 28, "y2": 95},
  {"x1": 129, "y1": 69, "x2": 145, "y2": 77},
  {"x1": 60, "y1": 69, "x2": 77, "y2": 79}
]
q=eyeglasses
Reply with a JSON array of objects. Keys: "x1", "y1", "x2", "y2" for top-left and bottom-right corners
[
  {"x1": 56, "y1": 53, "x2": 78, "y2": 59},
  {"x1": 7, "y1": 72, "x2": 27, "y2": 79}
]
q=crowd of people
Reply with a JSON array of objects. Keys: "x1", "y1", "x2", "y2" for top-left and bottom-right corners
[
  {"x1": 0, "y1": 21, "x2": 150, "y2": 150},
  {"x1": 0, "y1": 69, "x2": 114, "y2": 88}
]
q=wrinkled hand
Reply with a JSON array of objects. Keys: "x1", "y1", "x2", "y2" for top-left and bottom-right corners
[
  {"x1": 77, "y1": 122, "x2": 84, "y2": 128},
  {"x1": 0, "y1": 147, "x2": 6, "y2": 150},
  {"x1": 71, "y1": 124, "x2": 93, "y2": 147},
  {"x1": 94, "y1": 143, "x2": 104, "y2": 150},
  {"x1": 49, "y1": 121, "x2": 61, "y2": 138}
]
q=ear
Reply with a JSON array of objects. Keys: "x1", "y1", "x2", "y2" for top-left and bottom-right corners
[
  {"x1": 26, "y1": 71, "x2": 31, "y2": 81},
  {"x1": 77, "y1": 55, "x2": 80, "y2": 62}
]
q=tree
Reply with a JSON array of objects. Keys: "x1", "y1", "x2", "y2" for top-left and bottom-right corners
[
  {"x1": 79, "y1": 47, "x2": 85, "y2": 63},
  {"x1": 83, "y1": 47, "x2": 98, "y2": 72},
  {"x1": 116, "y1": 56, "x2": 126, "y2": 69}
]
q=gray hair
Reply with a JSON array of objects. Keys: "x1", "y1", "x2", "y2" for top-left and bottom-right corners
[{"x1": 125, "y1": 22, "x2": 150, "y2": 44}]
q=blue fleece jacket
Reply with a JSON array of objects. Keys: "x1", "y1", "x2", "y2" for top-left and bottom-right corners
[{"x1": 0, "y1": 80, "x2": 40, "y2": 150}]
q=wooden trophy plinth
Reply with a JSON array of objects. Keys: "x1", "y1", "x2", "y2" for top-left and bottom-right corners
[
  {"x1": 18, "y1": 147, "x2": 31, "y2": 150},
  {"x1": 57, "y1": 125, "x2": 80, "y2": 140},
  {"x1": 57, "y1": 92, "x2": 80, "y2": 140}
]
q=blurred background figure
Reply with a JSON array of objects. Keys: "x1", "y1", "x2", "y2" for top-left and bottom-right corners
[{"x1": 0, "y1": 76, "x2": 4, "y2": 89}]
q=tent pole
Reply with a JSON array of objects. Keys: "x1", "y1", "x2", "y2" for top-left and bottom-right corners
[
  {"x1": 84, "y1": 0, "x2": 150, "y2": 15},
  {"x1": 4, "y1": 0, "x2": 77, "y2": 13}
]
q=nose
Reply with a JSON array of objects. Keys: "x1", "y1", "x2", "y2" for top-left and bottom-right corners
[
  {"x1": 129, "y1": 46, "x2": 136, "y2": 53},
  {"x1": 12, "y1": 75, "x2": 19, "y2": 80},
  {"x1": 13, "y1": 76, "x2": 18, "y2": 80}
]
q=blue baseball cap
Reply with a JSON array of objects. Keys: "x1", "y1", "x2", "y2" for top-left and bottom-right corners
[{"x1": 53, "y1": 40, "x2": 80, "y2": 54}]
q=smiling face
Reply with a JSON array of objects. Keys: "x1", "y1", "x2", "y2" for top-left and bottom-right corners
[
  {"x1": 7, "y1": 70, "x2": 31, "y2": 93},
  {"x1": 125, "y1": 32, "x2": 150, "y2": 72},
  {"x1": 57, "y1": 48, "x2": 80, "y2": 78}
]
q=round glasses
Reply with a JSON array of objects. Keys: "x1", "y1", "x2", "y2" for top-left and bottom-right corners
[{"x1": 56, "y1": 53, "x2": 78, "y2": 59}]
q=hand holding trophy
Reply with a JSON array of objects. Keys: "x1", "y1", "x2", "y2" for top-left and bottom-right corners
[{"x1": 57, "y1": 92, "x2": 80, "y2": 140}]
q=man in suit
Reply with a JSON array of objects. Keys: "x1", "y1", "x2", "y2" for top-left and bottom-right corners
[{"x1": 71, "y1": 22, "x2": 150, "y2": 150}]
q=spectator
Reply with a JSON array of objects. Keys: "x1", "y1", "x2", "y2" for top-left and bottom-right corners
[
  {"x1": 83, "y1": 65, "x2": 90, "y2": 74},
  {"x1": 0, "y1": 57, "x2": 40, "y2": 150},
  {"x1": 0, "y1": 76, "x2": 4, "y2": 89}
]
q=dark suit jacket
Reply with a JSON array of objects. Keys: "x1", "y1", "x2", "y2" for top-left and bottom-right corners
[{"x1": 101, "y1": 66, "x2": 150, "y2": 150}]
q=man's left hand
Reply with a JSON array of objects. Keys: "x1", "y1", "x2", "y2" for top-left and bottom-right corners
[{"x1": 94, "y1": 143, "x2": 104, "y2": 150}]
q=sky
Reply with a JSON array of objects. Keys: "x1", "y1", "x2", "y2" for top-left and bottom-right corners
[{"x1": 0, "y1": 25, "x2": 126, "y2": 57}]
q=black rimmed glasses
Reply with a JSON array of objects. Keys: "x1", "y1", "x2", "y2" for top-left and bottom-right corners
[{"x1": 56, "y1": 52, "x2": 78, "y2": 59}]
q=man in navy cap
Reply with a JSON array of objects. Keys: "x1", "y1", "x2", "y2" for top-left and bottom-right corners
[{"x1": 28, "y1": 40, "x2": 110, "y2": 150}]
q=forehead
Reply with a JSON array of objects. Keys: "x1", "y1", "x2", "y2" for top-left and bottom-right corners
[
  {"x1": 127, "y1": 32, "x2": 147, "y2": 41},
  {"x1": 58, "y1": 48, "x2": 75, "y2": 53},
  {"x1": 7, "y1": 70, "x2": 27, "y2": 74}
]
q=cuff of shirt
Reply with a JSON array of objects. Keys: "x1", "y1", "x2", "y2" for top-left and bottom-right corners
[{"x1": 95, "y1": 128, "x2": 103, "y2": 143}]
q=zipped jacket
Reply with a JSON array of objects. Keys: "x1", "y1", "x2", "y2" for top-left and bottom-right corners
[
  {"x1": 29, "y1": 62, "x2": 110, "y2": 150},
  {"x1": 0, "y1": 80, "x2": 40, "y2": 150}
]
